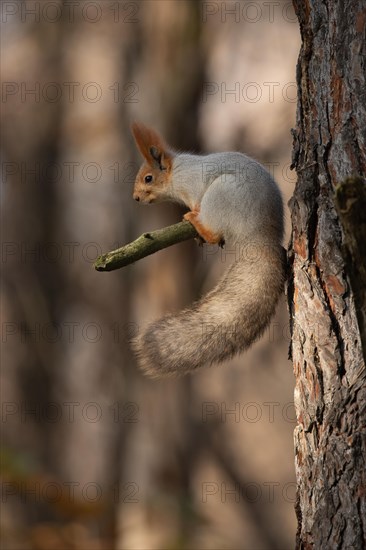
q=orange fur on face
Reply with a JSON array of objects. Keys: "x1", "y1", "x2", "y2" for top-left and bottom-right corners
[
  {"x1": 133, "y1": 162, "x2": 173, "y2": 203},
  {"x1": 131, "y1": 122, "x2": 173, "y2": 203}
]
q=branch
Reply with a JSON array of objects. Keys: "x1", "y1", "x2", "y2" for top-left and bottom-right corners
[{"x1": 94, "y1": 220, "x2": 198, "y2": 272}]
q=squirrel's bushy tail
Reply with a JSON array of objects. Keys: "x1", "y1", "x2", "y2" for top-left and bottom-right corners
[{"x1": 132, "y1": 244, "x2": 286, "y2": 377}]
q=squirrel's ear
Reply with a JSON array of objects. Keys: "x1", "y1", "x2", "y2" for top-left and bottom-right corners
[
  {"x1": 131, "y1": 122, "x2": 172, "y2": 171},
  {"x1": 149, "y1": 145, "x2": 170, "y2": 171}
]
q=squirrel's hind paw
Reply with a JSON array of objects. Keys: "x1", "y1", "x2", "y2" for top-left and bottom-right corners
[{"x1": 184, "y1": 210, "x2": 223, "y2": 245}]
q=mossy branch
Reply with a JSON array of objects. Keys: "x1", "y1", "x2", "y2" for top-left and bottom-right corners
[{"x1": 94, "y1": 220, "x2": 198, "y2": 272}]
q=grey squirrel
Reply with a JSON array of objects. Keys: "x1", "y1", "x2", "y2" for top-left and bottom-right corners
[{"x1": 131, "y1": 122, "x2": 285, "y2": 377}]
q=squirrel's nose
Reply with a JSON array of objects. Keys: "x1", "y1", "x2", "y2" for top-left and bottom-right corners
[{"x1": 133, "y1": 194, "x2": 140, "y2": 202}]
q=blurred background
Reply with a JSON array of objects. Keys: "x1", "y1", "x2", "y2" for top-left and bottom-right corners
[{"x1": 1, "y1": 1, "x2": 300, "y2": 548}]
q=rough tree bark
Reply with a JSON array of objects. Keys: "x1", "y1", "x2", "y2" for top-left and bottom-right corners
[{"x1": 289, "y1": 1, "x2": 366, "y2": 548}]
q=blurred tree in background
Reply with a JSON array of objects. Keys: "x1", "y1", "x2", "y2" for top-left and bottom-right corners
[{"x1": 1, "y1": 1, "x2": 299, "y2": 549}]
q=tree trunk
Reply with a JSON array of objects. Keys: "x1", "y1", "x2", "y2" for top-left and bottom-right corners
[{"x1": 289, "y1": 1, "x2": 366, "y2": 548}]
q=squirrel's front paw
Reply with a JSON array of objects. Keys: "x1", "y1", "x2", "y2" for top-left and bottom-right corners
[{"x1": 183, "y1": 211, "x2": 198, "y2": 224}]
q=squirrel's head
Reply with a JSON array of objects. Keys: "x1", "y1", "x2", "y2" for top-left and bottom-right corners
[{"x1": 131, "y1": 122, "x2": 174, "y2": 204}]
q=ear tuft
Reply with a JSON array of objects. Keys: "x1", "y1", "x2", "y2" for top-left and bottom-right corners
[
  {"x1": 149, "y1": 146, "x2": 161, "y2": 163},
  {"x1": 131, "y1": 122, "x2": 173, "y2": 169}
]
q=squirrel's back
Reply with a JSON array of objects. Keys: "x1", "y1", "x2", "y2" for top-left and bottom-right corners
[{"x1": 171, "y1": 151, "x2": 284, "y2": 245}]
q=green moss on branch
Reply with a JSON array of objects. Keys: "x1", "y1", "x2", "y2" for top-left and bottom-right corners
[{"x1": 94, "y1": 220, "x2": 198, "y2": 272}]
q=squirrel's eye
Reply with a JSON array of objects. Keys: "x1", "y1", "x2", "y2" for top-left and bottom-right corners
[{"x1": 144, "y1": 174, "x2": 153, "y2": 184}]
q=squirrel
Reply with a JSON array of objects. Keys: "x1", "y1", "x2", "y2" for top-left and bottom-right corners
[{"x1": 130, "y1": 122, "x2": 285, "y2": 378}]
